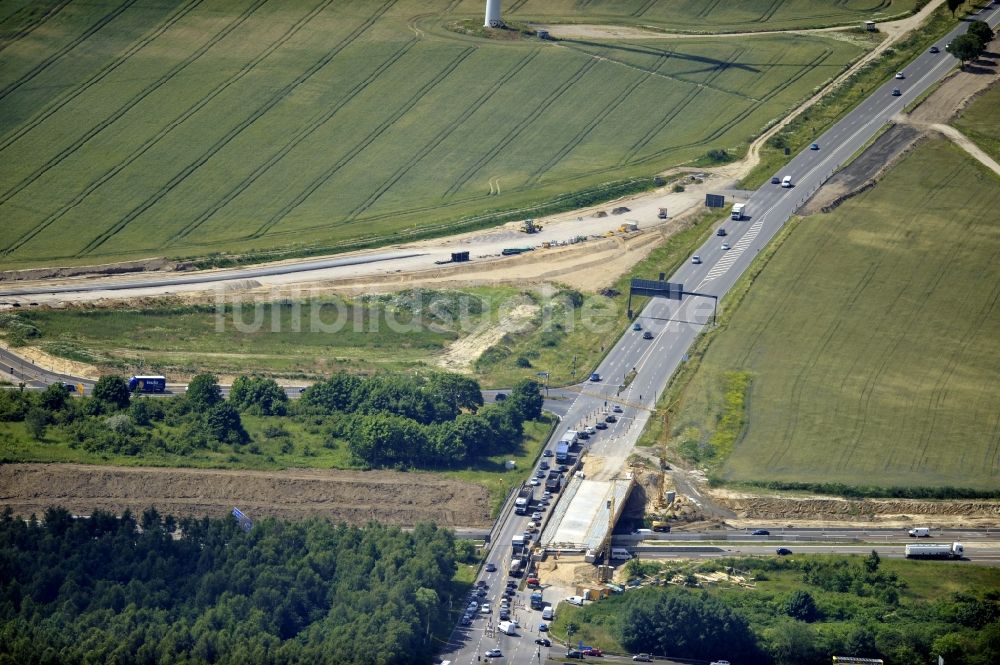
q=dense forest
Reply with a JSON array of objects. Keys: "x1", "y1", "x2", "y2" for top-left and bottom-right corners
[
  {"x1": 0, "y1": 506, "x2": 461, "y2": 664},
  {"x1": 0, "y1": 371, "x2": 544, "y2": 468}
]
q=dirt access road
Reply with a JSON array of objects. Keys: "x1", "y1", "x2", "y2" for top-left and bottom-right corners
[{"x1": 0, "y1": 463, "x2": 493, "y2": 527}]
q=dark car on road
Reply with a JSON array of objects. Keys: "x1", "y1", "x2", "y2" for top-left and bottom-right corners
[
  {"x1": 595, "y1": 421, "x2": 608, "y2": 429},
  {"x1": 751, "y1": 529, "x2": 770, "y2": 536},
  {"x1": 535, "y1": 638, "x2": 551, "y2": 647},
  {"x1": 605, "y1": 414, "x2": 617, "y2": 423},
  {"x1": 776, "y1": 547, "x2": 793, "y2": 556},
  {"x1": 716, "y1": 228, "x2": 726, "y2": 236},
  {"x1": 771, "y1": 176, "x2": 781, "y2": 184},
  {"x1": 642, "y1": 331, "x2": 654, "y2": 340},
  {"x1": 494, "y1": 393, "x2": 507, "y2": 401},
  {"x1": 566, "y1": 651, "x2": 585, "y2": 659},
  {"x1": 485, "y1": 563, "x2": 496, "y2": 572}
]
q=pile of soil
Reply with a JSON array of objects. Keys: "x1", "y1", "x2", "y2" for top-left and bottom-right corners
[
  {"x1": 0, "y1": 464, "x2": 492, "y2": 527},
  {"x1": 715, "y1": 494, "x2": 1000, "y2": 528}
]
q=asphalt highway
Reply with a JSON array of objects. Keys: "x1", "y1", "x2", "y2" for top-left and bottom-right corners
[{"x1": 441, "y1": 7, "x2": 1000, "y2": 664}]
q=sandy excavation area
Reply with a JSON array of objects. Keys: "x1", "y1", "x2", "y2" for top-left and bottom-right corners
[{"x1": 0, "y1": 464, "x2": 493, "y2": 527}]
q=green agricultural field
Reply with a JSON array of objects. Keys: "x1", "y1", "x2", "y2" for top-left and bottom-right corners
[
  {"x1": 954, "y1": 81, "x2": 1000, "y2": 163},
  {"x1": 666, "y1": 138, "x2": 1000, "y2": 491},
  {"x1": 455, "y1": 0, "x2": 923, "y2": 32},
  {"x1": 0, "y1": 0, "x2": 869, "y2": 269}
]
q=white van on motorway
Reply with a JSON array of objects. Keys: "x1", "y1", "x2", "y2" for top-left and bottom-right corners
[
  {"x1": 611, "y1": 547, "x2": 632, "y2": 561},
  {"x1": 781, "y1": 175, "x2": 793, "y2": 188},
  {"x1": 542, "y1": 606, "x2": 554, "y2": 620}
]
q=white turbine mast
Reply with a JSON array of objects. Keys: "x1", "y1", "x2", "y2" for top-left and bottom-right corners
[{"x1": 484, "y1": 0, "x2": 502, "y2": 28}]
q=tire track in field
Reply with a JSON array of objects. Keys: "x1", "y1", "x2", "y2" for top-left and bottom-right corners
[
  {"x1": 836, "y1": 168, "x2": 964, "y2": 470},
  {"x1": 0, "y1": 0, "x2": 138, "y2": 102},
  {"x1": 75, "y1": 0, "x2": 401, "y2": 257},
  {"x1": 3, "y1": 0, "x2": 334, "y2": 256},
  {"x1": 247, "y1": 45, "x2": 474, "y2": 238},
  {"x1": 526, "y1": 56, "x2": 662, "y2": 185},
  {"x1": 443, "y1": 58, "x2": 599, "y2": 198},
  {"x1": 912, "y1": 278, "x2": 1000, "y2": 474},
  {"x1": 631, "y1": 0, "x2": 657, "y2": 18},
  {"x1": 696, "y1": 0, "x2": 723, "y2": 19},
  {"x1": 171, "y1": 36, "x2": 418, "y2": 243},
  {"x1": 0, "y1": 0, "x2": 74, "y2": 55},
  {"x1": 507, "y1": 0, "x2": 529, "y2": 14},
  {"x1": 905, "y1": 220, "x2": 998, "y2": 472},
  {"x1": 559, "y1": 41, "x2": 756, "y2": 101},
  {"x1": 631, "y1": 46, "x2": 832, "y2": 166},
  {"x1": 342, "y1": 49, "x2": 541, "y2": 223},
  {"x1": 618, "y1": 48, "x2": 744, "y2": 165},
  {"x1": 756, "y1": 0, "x2": 787, "y2": 24},
  {"x1": 769, "y1": 252, "x2": 880, "y2": 467},
  {"x1": 0, "y1": 0, "x2": 204, "y2": 154},
  {"x1": 0, "y1": 0, "x2": 268, "y2": 213},
  {"x1": 0, "y1": 0, "x2": 279, "y2": 254}
]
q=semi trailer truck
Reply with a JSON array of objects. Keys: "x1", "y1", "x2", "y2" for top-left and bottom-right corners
[{"x1": 904, "y1": 542, "x2": 964, "y2": 559}]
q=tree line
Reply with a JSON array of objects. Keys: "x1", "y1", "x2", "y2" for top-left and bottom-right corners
[
  {"x1": 0, "y1": 371, "x2": 544, "y2": 468},
  {"x1": 0, "y1": 506, "x2": 460, "y2": 665}
]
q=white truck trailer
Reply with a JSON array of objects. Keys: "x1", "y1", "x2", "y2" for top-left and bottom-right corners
[
  {"x1": 904, "y1": 542, "x2": 964, "y2": 559},
  {"x1": 730, "y1": 203, "x2": 745, "y2": 220}
]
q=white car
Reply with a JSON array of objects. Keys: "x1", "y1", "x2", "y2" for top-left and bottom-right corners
[
  {"x1": 710, "y1": 661, "x2": 732, "y2": 665},
  {"x1": 480, "y1": 603, "x2": 491, "y2": 614},
  {"x1": 895, "y1": 71, "x2": 905, "y2": 79},
  {"x1": 721, "y1": 242, "x2": 731, "y2": 250},
  {"x1": 529, "y1": 478, "x2": 540, "y2": 486},
  {"x1": 585, "y1": 426, "x2": 596, "y2": 435},
  {"x1": 486, "y1": 649, "x2": 502, "y2": 658},
  {"x1": 691, "y1": 255, "x2": 702, "y2": 264}
]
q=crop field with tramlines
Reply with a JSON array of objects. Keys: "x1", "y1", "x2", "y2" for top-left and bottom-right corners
[
  {"x1": 466, "y1": 0, "x2": 922, "y2": 32},
  {"x1": 669, "y1": 138, "x2": 1000, "y2": 491},
  {"x1": 0, "y1": 0, "x2": 882, "y2": 268}
]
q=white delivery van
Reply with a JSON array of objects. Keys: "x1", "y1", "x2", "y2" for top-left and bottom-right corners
[
  {"x1": 498, "y1": 620, "x2": 516, "y2": 635},
  {"x1": 908, "y1": 527, "x2": 931, "y2": 537},
  {"x1": 610, "y1": 547, "x2": 632, "y2": 561},
  {"x1": 781, "y1": 175, "x2": 792, "y2": 188},
  {"x1": 542, "y1": 606, "x2": 554, "y2": 620}
]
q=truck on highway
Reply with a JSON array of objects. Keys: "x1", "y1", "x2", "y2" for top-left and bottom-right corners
[
  {"x1": 128, "y1": 375, "x2": 166, "y2": 393},
  {"x1": 555, "y1": 441, "x2": 570, "y2": 463},
  {"x1": 904, "y1": 542, "x2": 964, "y2": 559},
  {"x1": 545, "y1": 470, "x2": 562, "y2": 492},
  {"x1": 514, "y1": 484, "x2": 534, "y2": 515},
  {"x1": 530, "y1": 591, "x2": 544, "y2": 610},
  {"x1": 731, "y1": 203, "x2": 745, "y2": 220},
  {"x1": 512, "y1": 534, "x2": 526, "y2": 554}
]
